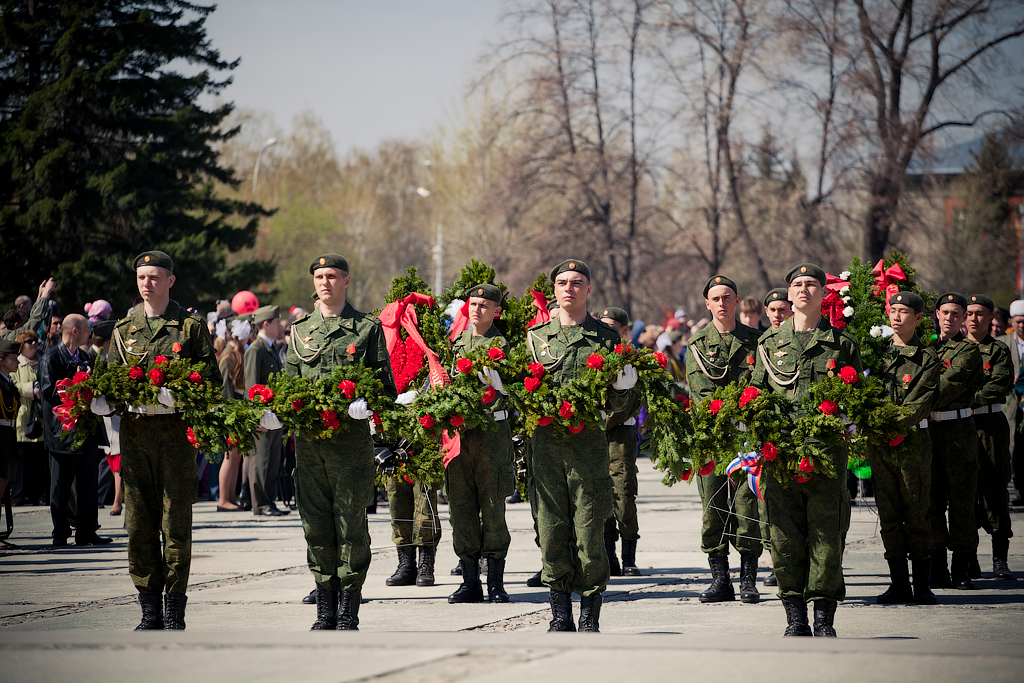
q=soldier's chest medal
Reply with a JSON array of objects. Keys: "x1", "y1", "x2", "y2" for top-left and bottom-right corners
[{"x1": 540, "y1": 342, "x2": 550, "y2": 357}]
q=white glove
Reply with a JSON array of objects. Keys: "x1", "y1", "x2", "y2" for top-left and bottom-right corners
[
  {"x1": 157, "y1": 387, "x2": 176, "y2": 408},
  {"x1": 90, "y1": 396, "x2": 114, "y2": 416},
  {"x1": 396, "y1": 390, "x2": 419, "y2": 405},
  {"x1": 347, "y1": 398, "x2": 373, "y2": 420},
  {"x1": 477, "y1": 367, "x2": 506, "y2": 395},
  {"x1": 612, "y1": 364, "x2": 638, "y2": 391},
  {"x1": 259, "y1": 409, "x2": 283, "y2": 430}
]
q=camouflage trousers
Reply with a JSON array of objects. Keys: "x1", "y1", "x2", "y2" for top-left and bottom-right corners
[
  {"x1": 762, "y1": 453, "x2": 846, "y2": 602},
  {"x1": 386, "y1": 476, "x2": 441, "y2": 547},
  {"x1": 532, "y1": 425, "x2": 613, "y2": 597},
  {"x1": 929, "y1": 418, "x2": 979, "y2": 554},
  {"x1": 121, "y1": 414, "x2": 197, "y2": 595},
  {"x1": 868, "y1": 432, "x2": 933, "y2": 562},
  {"x1": 445, "y1": 422, "x2": 515, "y2": 561},
  {"x1": 975, "y1": 413, "x2": 1013, "y2": 539},
  {"x1": 697, "y1": 469, "x2": 763, "y2": 557},
  {"x1": 295, "y1": 424, "x2": 375, "y2": 591},
  {"x1": 604, "y1": 425, "x2": 640, "y2": 542}
]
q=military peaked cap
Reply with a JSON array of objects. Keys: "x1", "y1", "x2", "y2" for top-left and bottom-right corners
[
  {"x1": 703, "y1": 275, "x2": 737, "y2": 298},
  {"x1": 600, "y1": 306, "x2": 629, "y2": 327},
  {"x1": 785, "y1": 263, "x2": 826, "y2": 286},
  {"x1": 133, "y1": 250, "x2": 173, "y2": 272},
  {"x1": 309, "y1": 253, "x2": 349, "y2": 275},
  {"x1": 91, "y1": 319, "x2": 116, "y2": 339},
  {"x1": 763, "y1": 288, "x2": 789, "y2": 308},
  {"x1": 0, "y1": 339, "x2": 19, "y2": 355},
  {"x1": 968, "y1": 294, "x2": 994, "y2": 312},
  {"x1": 549, "y1": 259, "x2": 591, "y2": 282},
  {"x1": 465, "y1": 283, "x2": 502, "y2": 303},
  {"x1": 890, "y1": 291, "x2": 924, "y2": 313},
  {"x1": 935, "y1": 292, "x2": 968, "y2": 311},
  {"x1": 253, "y1": 305, "x2": 280, "y2": 325}
]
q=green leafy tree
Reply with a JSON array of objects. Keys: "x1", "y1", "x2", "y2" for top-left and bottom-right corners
[{"x1": 0, "y1": 0, "x2": 272, "y2": 314}]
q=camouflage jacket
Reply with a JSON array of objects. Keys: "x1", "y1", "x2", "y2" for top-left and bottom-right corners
[
  {"x1": 286, "y1": 302, "x2": 397, "y2": 400},
  {"x1": 452, "y1": 326, "x2": 509, "y2": 412},
  {"x1": 970, "y1": 335, "x2": 1013, "y2": 409},
  {"x1": 110, "y1": 300, "x2": 221, "y2": 385},
  {"x1": 932, "y1": 333, "x2": 984, "y2": 412},
  {"x1": 685, "y1": 321, "x2": 761, "y2": 402},
  {"x1": 877, "y1": 335, "x2": 940, "y2": 429}
]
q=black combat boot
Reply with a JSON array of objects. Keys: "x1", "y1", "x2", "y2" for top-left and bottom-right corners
[
  {"x1": 449, "y1": 559, "x2": 485, "y2": 603},
  {"x1": 930, "y1": 549, "x2": 951, "y2": 589},
  {"x1": 486, "y1": 558, "x2": 510, "y2": 603},
  {"x1": 877, "y1": 558, "x2": 914, "y2": 604},
  {"x1": 605, "y1": 536, "x2": 621, "y2": 577},
  {"x1": 621, "y1": 538, "x2": 642, "y2": 577},
  {"x1": 336, "y1": 590, "x2": 361, "y2": 630},
  {"x1": 548, "y1": 591, "x2": 575, "y2": 632},
  {"x1": 526, "y1": 570, "x2": 544, "y2": 588},
  {"x1": 812, "y1": 599, "x2": 837, "y2": 637},
  {"x1": 135, "y1": 593, "x2": 163, "y2": 630},
  {"x1": 416, "y1": 545, "x2": 436, "y2": 587},
  {"x1": 950, "y1": 552, "x2": 976, "y2": 590},
  {"x1": 699, "y1": 555, "x2": 735, "y2": 603},
  {"x1": 911, "y1": 559, "x2": 938, "y2": 605},
  {"x1": 451, "y1": 564, "x2": 463, "y2": 575},
  {"x1": 738, "y1": 554, "x2": 760, "y2": 604},
  {"x1": 385, "y1": 546, "x2": 417, "y2": 586},
  {"x1": 967, "y1": 552, "x2": 981, "y2": 580},
  {"x1": 993, "y1": 536, "x2": 1013, "y2": 580},
  {"x1": 578, "y1": 592, "x2": 603, "y2": 632},
  {"x1": 163, "y1": 592, "x2": 187, "y2": 630},
  {"x1": 310, "y1": 589, "x2": 338, "y2": 630},
  {"x1": 763, "y1": 569, "x2": 778, "y2": 586},
  {"x1": 780, "y1": 596, "x2": 811, "y2": 636}
]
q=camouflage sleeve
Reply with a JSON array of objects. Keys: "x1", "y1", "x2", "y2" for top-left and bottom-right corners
[
  {"x1": 974, "y1": 342, "x2": 1014, "y2": 407},
  {"x1": 935, "y1": 342, "x2": 982, "y2": 408},
  {"x1": 367, "y1": 321, "x2": 397, "y2": 401},
  {"x1": 750, "y1": 337, "x2": 768, "y2": 392},
  {"x1": 902, "y1": 350, "x2": 940, "y2": 428}
]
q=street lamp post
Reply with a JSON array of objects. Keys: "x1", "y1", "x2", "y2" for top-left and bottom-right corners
[
  {"x1": 416, "y1": 186, "x2": 443, "y2": 295},
  {"x1": 252, "y1": 137, "x2": 278, "y2": 196}
]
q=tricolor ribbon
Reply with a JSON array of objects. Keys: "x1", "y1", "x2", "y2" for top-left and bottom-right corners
[
  {"x1": 726, "y1": 451, "x2": 763, "y2": 502},
  {"x1": 447, "y1": 300, "x2": 471, "y2": 341}
]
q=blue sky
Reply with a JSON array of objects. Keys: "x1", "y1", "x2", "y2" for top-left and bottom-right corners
[{"x1": 202, "y1": 0, "x2": 505, "y2": 153}]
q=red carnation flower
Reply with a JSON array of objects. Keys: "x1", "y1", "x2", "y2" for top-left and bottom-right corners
[
  {"x1": 798, "y1": 457, "x2": 814, "y2": 473},
  {"x1": 291, "y1": 399, "x2": 304, "y2": 412},
  {"x1": 568, "y1": 422, "x2": 585, "y2": 434},
  {"x1": 129, "y1": 366, "x2": 144, "y2": 380},
  {"x1": 456, "y1": 358, "x2": 474, "y2": 374},
  {"x1": 524, "y1": 377, "x2": 541, "y2": 392},
  {"x1": 419, "y1": 414, "x2": 436, "y2": 429},
  {"x1": 226, "y1": 435, "x2": 238, "y2": 446},
  {"x1": 148, "y1": 368, "x2": 165, "y2": 385},
  {"x1": 338, "y1": 379, "x2": 356, "y2": 399},
  {"x1": 833, "y1": 319, "x2": 846, "y2": 330},
  {"x1": 347, "y1": 343, "x2": 357, "y2": 355},
  {"x1": 247, "y1": 385, "x2": 264, "y2": 400},
  {"x1": 818, "y1": 400, "x2": 839, "y2": 416},
  {"x1": 186, "y1": 428, "x2": 197, "y2": 446},
  {"x1": 738, "y1": 386, "x2": 760, "y2": 407},
  {"x1": 838, "y1": 366, "x2": 858, "y2": 385},
  {"x1": 188, "y1": 371, "x2": 202, "y2": 384},
  {"x1": 614, "y1": 343, "x2": 626, "y2": 354},
  {"x1": 450, "y1": 414, "x2": 465, "y2": 428},
  {"x1": 482, "y1": 386, "x2": 496, "y2": 404},
  {"x1": 654, "y1": 352, "x2": 668, "y2": 369},
  {"x1": 172, "y1": 342, "x2": 182, "y2": 353},
  {"x1": 72, "y1": 371, "x2": 90, "y2": 385},
  {"x1": 488, "y1": 347, "x2": 506, "y2": 360},
  {"x1": 372, "y1": 412, "x2": 382, "y2": 426},
  {"x1": 259, "y1": 387, "x2": 274, "y2": 402},
  {"x1": 559, "y1": 401, "x2": 574, "y2": 419},
  {"x1": 889, "y1": 435, "x2": 905, "y2": 447},
  {"x1": 794, "y1": 473, "x2": 811, "y2": 483},
  {"x1": 154, "y1": 355, "x2": 169, "y2": 366},
  {"x1": 528, "y1": 362, "x2": 545, "y2": 379},
  {"x1": 680, "y1": 467, "x2": 693, "y2": 481},
  {"x1": 698, "y1": 461, "x2": 715, "y2": 476},
  {"x1": 586, "y1": 354, "x2": 604, "y2": 370},
  {"x1": 537, "y1": 416, "x2": 554, "y2": 426},
  {"x1": 708, "y1": 399, "x2": 724, "y2": 415},
  {"x1": 80, "y1": 388, "x2": 93, "y2": 402},
  {"x1": 320, "y1": 409, "x2": 340, "y2": 429},
  {"x1": 761, "y1": 442, "x2": 778, "y2": 461}
]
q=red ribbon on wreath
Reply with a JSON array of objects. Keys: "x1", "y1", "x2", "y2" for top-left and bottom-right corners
[
  {"x1": 872, "y1": 260, "x2": 906, "y2": 311},
  {"x1": 527, "y1": 289, "x2": 551, "y2": 328}
]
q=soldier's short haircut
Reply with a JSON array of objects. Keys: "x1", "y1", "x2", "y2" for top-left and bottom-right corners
[{"x1": 738, "y1": 297, "x2": 760, "y2": 314}]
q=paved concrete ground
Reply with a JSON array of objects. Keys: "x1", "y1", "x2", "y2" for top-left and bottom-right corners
[{"x1": 2, "y1": 457, "x2": 1022, "y2": 682}]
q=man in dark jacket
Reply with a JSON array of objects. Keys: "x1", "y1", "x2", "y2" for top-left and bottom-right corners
[{"x1": 38, "y1": 313, "x2": 111, "y2": 546}]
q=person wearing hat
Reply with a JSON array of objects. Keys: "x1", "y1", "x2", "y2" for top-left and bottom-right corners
[
  {"x1": 528, "y1": 259, "x2": 637, "y2": 632},
  {"x1": 287, "y1": 253, "x2": 397, "y2": 630},
  {"x1": 763, "y1": 288, "x2": 793, "y2": 330},
  {"x1": 928, "y1": 292, "x2": 985, "y2": 590},
  {"x1": 103, "y1": 250, "x2": 220, "y2": 630},
  {"x1": 444, "y1": 283, "x2": 516, "y2": 604},
  {"x1": 0, "y1": 339, "x2": 23, "y2": 549},
  {"x1": 868, "y1": 291, "x2": 941, "y2": 605},
  {"x1": 751, "y1": 262, "x2": 862, "y2": 637},
  {"x1": 244, "y1": 305, "x2": 288, "y2": 517},
  {"x1": 1000, "y1": 300, "x2": 1024, "y2": 506},
  {"x1": 686, "y1": 274, "x2": 765, "y2": 605},
  {"x1": 964, "y1": 295, "x2": 1014, "y2": 581},
  {"x1": 599, "y1": 306, "x2": 643, "y2": 578}
]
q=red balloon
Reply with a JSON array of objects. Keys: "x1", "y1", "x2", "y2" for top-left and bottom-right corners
[{"x1": 231, "y1": 290, "x2": 259, "y2": 314}]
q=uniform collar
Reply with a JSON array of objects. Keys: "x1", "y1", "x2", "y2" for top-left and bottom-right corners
[
  {"x1": 127, "y1": 300, "x2": 184, "y2": 339},
  {"x1": 774, "y1": 316, "x2": 834, "y2": 349}
]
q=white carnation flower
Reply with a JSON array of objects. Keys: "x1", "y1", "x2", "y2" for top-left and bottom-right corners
[
  {"x1": 881, "y1": 325, "x2": 894, "y2": 338},
  {"x1": 842, "y1": 296, "x2": 851, "y2": 303},
  {"x1": 840, "y1": 286, "x2": 850, "y2": 295},
  {"x1": 839, "y1": 271, "x2": 850, "y2": 281},
  {"x1": 870, "y1": 326, "x2": 882, "y2": 338},
  {"x1": 843, "y1": 306, "x2": 854, "y2": 317}
]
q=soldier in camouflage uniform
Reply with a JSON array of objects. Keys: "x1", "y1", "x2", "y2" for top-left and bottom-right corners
[
  {"x1": 286, "y1": 254, "x2": 397, "y2": 630},
  {"x1": 384, "y1": 476, "x2": 441, "y2": 587},
  {"x1": 446, "y1": 283, "x2": 516, "y2": 603},
  {"x1": 686, "y1": 275, "x2": 763, "y2": 604},
  {"x1": 105, "y1": 251, "x2": 221, "y2": 630},
  {"x1": 529, "y1": 259, "x2": 637, "y2": 632},
  {"x1": 964, "y1": 295, "x2": 1015, "y2": 581},
  {"x1": 751, "y1": 263, "x2": 862, "y2": 638},
  {"x1": 928, "y1": 292, "x2": 985, "y2": 590},
  {"x1": 868, "y1": 291, "x2": 940, "y2": 605},
  {"x1": 598, "y1": 306, "x2": 643, "y2": 578}
]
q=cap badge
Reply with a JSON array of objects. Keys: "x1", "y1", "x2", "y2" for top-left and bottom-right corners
[
  {"x1": 568, "y1": 262, "x2": 576, "y2": 269},
  {"x1": 948, "y1": 295, "x2": 953, "y2": 301},
  {"x1": 715, "y1": 277, "x2": 721, "y2": 283},
  {"x1": 772, "y1": 293, "x2": 778, "y2": 299},
  {"x1": 478, "y1": 288, "x2": 484, "y2": 295},
  {"x1": 319, "y1": 257, "x2": 326, "y2": 265},
  {"x1": 144, "y1": 255, "x2": 151, "y2": 263},
  {"x1": 800, "y1": 266, "x2": 807, "y2": 273},
  {"x1": 972, "y1": 296, "x2": 977, "y2": 301},
  {"x1": 602, "y1": 310, "x2": 608, "y2": 316}
]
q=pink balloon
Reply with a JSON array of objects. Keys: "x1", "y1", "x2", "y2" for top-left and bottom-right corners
[{"x1": 231, "y1": 290, "x2": 259, "y2": 314}]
